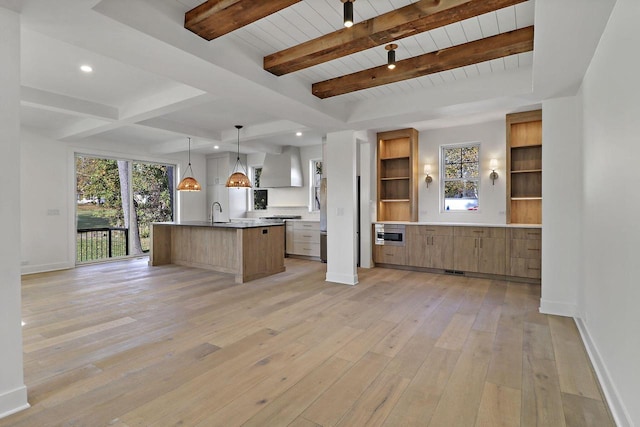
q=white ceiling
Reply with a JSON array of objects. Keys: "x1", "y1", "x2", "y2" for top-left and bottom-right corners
[{"x1": 4, "y1": 0, "x2": 615, "y2": 156}]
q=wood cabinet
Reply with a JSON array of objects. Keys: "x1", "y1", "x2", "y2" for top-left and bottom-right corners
[
  {"x1": 286, "y1": 220, "x2": 320, "y2": 258},
  {"x1": 506, "y1": 110, "x2": 542, "y2": 224},
  {"x1": 376, "y1": 128, "x2": 418, "y2": 222},
  {"x1": 453, "y1": 227, "x2": 506, "y2": 275},
  {"x1": 406, "y1": 225, "x2": 454, "y2": 270},
  {"x1": 374, "y1": 224, "x2": 540, "y2": 281},
  {"x1": 373, "y1": 244, "x2": 407, "y2": 266},
  {"x1": 507, "y1": 227, "x2": 541, "y2": 279}
]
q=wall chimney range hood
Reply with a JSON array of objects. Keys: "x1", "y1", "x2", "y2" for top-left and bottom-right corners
[{"x1": 260, "y1": 146, "x2": 303, "y2": 188}]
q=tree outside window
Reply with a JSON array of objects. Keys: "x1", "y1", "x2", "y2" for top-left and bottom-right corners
[
  {"x1": 253, "y1": 166, "x2": 267, "y2": 210},
  {"x1": 441, "y1": 144, "x2": 480, "y2": 211},
  {"x1": 310, "y1": 160, "x2": 322, "y2": 211}
]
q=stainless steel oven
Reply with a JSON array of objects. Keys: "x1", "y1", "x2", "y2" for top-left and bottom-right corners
[{"x1": 374, "y1": 224, "x2": 405, "y2": 246}]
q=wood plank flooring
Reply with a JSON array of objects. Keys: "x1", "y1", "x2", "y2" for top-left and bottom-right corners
[{"x1": 1, "y1": 258, "x2": 614, "y2": 427}]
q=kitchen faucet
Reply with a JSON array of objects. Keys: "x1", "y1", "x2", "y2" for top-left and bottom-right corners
[{"x1": 211, "y1": 201, "x2": 222, "y2": 223}]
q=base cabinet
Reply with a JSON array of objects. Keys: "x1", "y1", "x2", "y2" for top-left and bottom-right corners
[
  {"x1": 508, "y1": 228, "x2": 541, "y2": 279},
  {"x1": 453, "y1": 227, "x2": 506, "y2": 275},
  {"x1": 373, "y1": 244, "x2": 407, "y2": 265},
  {"x1": 406, "y1": 225, "x2": 454, "y2": 269},
  {"x1": 286, "y1": 221, "x2": 320, "y2": 258},
  {"x1": 375, "y1": 224, "x2": 539, "y2": 280}
]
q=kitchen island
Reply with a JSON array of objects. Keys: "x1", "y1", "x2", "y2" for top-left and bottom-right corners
[{"x1": 150, "y1": 220, "x2": 285, "y2": 283}]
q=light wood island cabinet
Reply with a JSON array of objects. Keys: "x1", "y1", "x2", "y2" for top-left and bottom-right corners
[{"x1": 150, "y1": 221, "x2": 285, "y2": 283}]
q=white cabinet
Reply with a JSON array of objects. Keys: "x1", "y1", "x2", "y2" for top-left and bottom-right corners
[
  {"x1": 206, "y1": 154, "x2": 247, "y2": 222},
  {"x1": 286, "y1": 221, "x2": 320, "y2": 258}
]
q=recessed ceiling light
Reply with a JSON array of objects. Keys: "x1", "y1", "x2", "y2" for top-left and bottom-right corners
[
  {"x1": 214, "y1": 145, "x2": 219, "y2": 150},
  {"x1": 80, "y1": 65, "x2": 93, "y2": 73},
  {"x1": 296, "y1": 132, "x2": 302, "y2": 136}
]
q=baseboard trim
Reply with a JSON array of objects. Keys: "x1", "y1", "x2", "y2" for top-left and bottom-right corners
[
  {"x1": 539, "y1": 299, "x2": 578, "y2": 317},
  {"x1": 21, "y1": 262, "x2": 72, "y2": 275},
  {"x1": 325, "y1": 272, "x2": 358, "y2": 285},
  {"x1": 0, "y1": 386, "x2": 29, "y2": 420},
  {"x1": 575, "y1": 318, "x2": 631, "y2": 427}
]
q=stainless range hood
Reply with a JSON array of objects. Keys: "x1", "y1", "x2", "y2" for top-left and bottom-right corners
[{"x1": 260, "y1": 146, "x2": 303, "y2": 188}]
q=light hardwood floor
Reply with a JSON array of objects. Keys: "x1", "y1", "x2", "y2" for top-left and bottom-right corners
[{"x1": 2, "y1": 258, "x2": 614, "y2": 427}]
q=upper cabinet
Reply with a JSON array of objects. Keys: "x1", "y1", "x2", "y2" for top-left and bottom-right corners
[
  {"x1": 506, "y1": 110, "x2": 542, "y2": 225},
  {"x1": 376, "y1": 128, "x2": 418, "y2": 222}
]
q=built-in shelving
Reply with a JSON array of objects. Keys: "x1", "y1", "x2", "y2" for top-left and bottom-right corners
[
  {"x1": 377, "y1": 128, "x2": 418, "y2": 222},
  {"x1": 506, "y1": 110, "x2": 542, "y2": 225}
]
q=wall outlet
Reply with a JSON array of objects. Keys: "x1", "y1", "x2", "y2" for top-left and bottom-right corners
[
  {"x1": 21, "y1": 260, "x2": 28, "y2": 266},
  {"x1": 47, "y1": 209, "x2": 60, "y2": 216},
  {"x1": 498, "y1": 210, "x2": 506, "y2": 215}
]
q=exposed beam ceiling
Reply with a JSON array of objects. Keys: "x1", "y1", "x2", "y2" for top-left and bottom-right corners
[
  {"x1": 264, "y1": 0, "x2": 528, "y2": 76},
  {"x1": 185, "y1": 0, "x2": 302, "y2": 41},
  {"x1": 312, "y1": 26, "x2": 534, "y2": 99}
]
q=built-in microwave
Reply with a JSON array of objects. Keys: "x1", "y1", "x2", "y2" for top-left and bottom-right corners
[{"x1": 374, "y1": 224, "x2": 405, "y2": 246}]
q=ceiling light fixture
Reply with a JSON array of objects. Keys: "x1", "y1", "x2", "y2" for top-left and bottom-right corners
[
  {"x1": 385, "y1": 44, "x2": 397, "y2": 70},
  {"x1": 226, "y1": 125, "x2": 252, "y2": 188},
  {"x1": 342, "y1": 0, "x2": 355, "y2": 28},
  {"x1": 296, "y1": 132, "x2": 302, "y2": 136},
  {"x1": 213, "y1": 145, "x2": 219, "y2": 150},
  {"x1": 177, "y1": 137, "x2": 202, "y2": 191},
  {"x1": 80, "y1": 65, "x2": 93, "y2": 73}
]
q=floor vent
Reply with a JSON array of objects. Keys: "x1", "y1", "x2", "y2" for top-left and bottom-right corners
[{"x1": 444, "y1": 270, "x2": 465, "y2": 275}]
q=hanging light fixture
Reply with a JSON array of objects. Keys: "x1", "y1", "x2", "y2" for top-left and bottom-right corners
[
  {"x1": 177, "y1": 137, "x2": 201, "y2": 192},
  {"x1": 343, "y1": 0, "x2": 355, "y2": 28},
  {"x1": 386, "y1": 43, "x2": 397, "y2": 69},
  {"x1": 226, "y1": 125, "x2": 252, "y2": 188}
]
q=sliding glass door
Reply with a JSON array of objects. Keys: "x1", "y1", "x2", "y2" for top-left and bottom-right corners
[{"x1": 75, "y1": 155, "x2": 174, "y2": 263}]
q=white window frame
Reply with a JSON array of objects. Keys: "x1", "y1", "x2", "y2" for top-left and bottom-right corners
[{"x1": 440, "y1": 142, "x2": 481, "y2": 213}]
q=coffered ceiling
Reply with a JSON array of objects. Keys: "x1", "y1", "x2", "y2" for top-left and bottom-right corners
[{"x1": 3, "y1": 0, "x2": 615, "y2": 156}]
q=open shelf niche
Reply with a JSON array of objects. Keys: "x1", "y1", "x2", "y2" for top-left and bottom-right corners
[
  {"x1": 506, "y1": 110, "x2": 542, "y2": 224},
  {"x1": 377, "y1": 128, "x2": 418, "y2": 222}
]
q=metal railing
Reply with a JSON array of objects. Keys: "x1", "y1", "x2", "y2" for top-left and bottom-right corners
[{"x1": 77, "y1": 227, "x2": 129, "y2": 262}]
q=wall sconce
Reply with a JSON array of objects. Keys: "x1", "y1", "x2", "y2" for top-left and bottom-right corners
[
  {"x1": 489, "y1": 159, "x2": 499, "y2": 185},
  {"x1": 424, "y1": 164, "x2": 433, "y2": 188},
  {"x1": 385, "y1": 44, "x2": 397, "y2": 69}
]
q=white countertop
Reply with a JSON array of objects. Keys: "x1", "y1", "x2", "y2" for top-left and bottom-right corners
[{"x1": 374, "y1": 221, "x2": 541, "y2": 228}]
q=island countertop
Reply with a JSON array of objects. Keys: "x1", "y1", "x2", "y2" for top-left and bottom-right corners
[{"x1": 154, "y1": 220, "x2": 285, "y2": 229}]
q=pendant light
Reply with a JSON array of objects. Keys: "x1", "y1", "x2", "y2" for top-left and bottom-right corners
[
  {"x1": 225, "y1": 125, "x2": 252, "y2": 188},
  {"x1": 177, "y1": 137, "x2": 201, "y2": 192},
  {"x1": 343, "y1": 0, "x2": 355, "y2": 28},
  {"x1": 386, "y1": 44, "x2": 397, "y2": 69}
]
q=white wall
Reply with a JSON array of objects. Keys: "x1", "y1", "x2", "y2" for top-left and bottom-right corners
[
  {"x1": 579, "y1": 0, "x2": 640, "y2": 424},
  {"x1": 19, "y1": 129, "x2": 207, "y2": 274},
  {"x1": 540, "y1": 97, "x2": 582, "y2": 317},
  {"x1": 417, "y1": 120, "x2": 507, "y2": 224},
  {"x1": 0, "y1": 7, "x2": 28, "y2": 418},
  {"x1": 246, "y1": 144, "x2": 322, "y2": 218}
]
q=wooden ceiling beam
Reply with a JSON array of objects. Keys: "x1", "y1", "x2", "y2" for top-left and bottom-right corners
[
  {"x1": 311, "y1": 26, "x2": 534, "y2": 99},
  {"x1": 185, "y1": 0, "x2": 301, "y2": 41},
  {"x1": 264, "y1": 0, "x2": 528, "y2": 76}
]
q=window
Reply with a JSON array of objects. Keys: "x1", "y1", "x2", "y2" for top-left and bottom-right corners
[
  {"x1": 310, "y1": 160, "x2": 322, "y2": 211},
  {"x1": 441, "y1": 144, "x2": 480, "y2": 211},
  {"x1": 252, "y1": 166, "x2": 267, "y2": 210}
]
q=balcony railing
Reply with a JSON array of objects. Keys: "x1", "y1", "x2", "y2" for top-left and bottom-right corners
[{"x1": 77, "y1": 227, "x2": 129, "y2": 262}]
